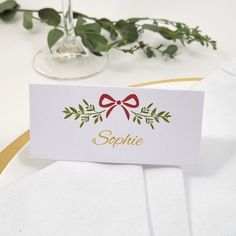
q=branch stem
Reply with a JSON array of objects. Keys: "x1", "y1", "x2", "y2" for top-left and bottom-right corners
[
  {"x1": 131, "y1": 111, "x2": 153, "y2": 118},
  {"x1": 83, "y1": 110, "x2": 105, "y2": 116}
]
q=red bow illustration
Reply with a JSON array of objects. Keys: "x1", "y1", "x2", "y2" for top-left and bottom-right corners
[{"x1": 99, "y1": 94, "x2": 139, "y2": 120}]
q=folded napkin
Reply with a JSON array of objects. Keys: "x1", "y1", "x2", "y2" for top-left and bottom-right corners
[
  {"x1": 144, "y1": 167, "x2": 190, "y2": 236},
  {"x1": 185, "y1": 63, "x2": 236, "y2": 235},
  {"x1": 0, "y1": 160, "x2": 191, "y2": 236},
  {"x1": 0, "y1": 162, "x2": 150, "y2": 236}
]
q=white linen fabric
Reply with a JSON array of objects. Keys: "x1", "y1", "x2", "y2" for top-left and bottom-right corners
[
  {"x1": 0, "y1": 162, "x2": 190, "y2": 236},
  {"x1": 185, "y1": 64, "x2": 236, "y2": 236},
  {"x1": 0, "y1": 162, "x2": 150, "y2": 236},
  {"x1": 144, "y1": 167, "x2": 191, "y2": 236}
]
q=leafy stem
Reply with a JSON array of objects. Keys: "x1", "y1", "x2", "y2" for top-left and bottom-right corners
[
  {"x1": 63, "y1": 99, "x2": 105, "y2": 128},
  {"x1": 0, "y1": 0, "x2": 217, "y2": 59},
  {"x1": 131, "y1": 103, "x2": 171, "y2": 129}
]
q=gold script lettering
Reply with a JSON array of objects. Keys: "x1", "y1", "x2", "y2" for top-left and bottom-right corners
[{"x1": 92, "y1": 130, "x2": 143, "y2": 148}]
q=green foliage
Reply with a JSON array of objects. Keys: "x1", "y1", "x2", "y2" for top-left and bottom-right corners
[
  {"x1": 63, "y1": 99, "x2": 171, "y2": 130},
  {"x1": 47, "y1": 28, "x2": 64, "y2": 51},
  {"x1": 143, "y1": 24, "x2": 174, "y2": 40},
  {"x1": 63, "y1": 100, "x2": 105, "y2": 128},
  {"x1": 115, "y1": 20, "x2": 139, "y2": 45},
  {"x1": 0, "y1": 0, "x2": 16, "y2": 13},
  {"x1": 38, "y1": 8, "x2": 61, "y2": 26},
  {"x1": 0, "y1": 0, "x2": 217, "y2": 59},
  {"x1": 23, "y1": 11, "x2": 32, "y2": 29},
  {"x1": 131, "y1": 103, "x2": 171, "y2": 129},
  {"x1": 163, "y1": 45, "x2": 177, "y2": 58},
  {"x1": 0, "y1": 0, "x2": 19, "y2": 21},
  {"x1": 75, "y1": 23, "x2": 110, "y2": 54}
]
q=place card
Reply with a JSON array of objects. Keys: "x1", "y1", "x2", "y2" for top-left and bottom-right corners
[{"x1": 29, "y1": 84, "x2": 204, "y2": 166}]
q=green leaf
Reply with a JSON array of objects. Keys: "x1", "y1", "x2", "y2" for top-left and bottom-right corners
[
  {"x1": 73, "y1": 11, "x2": 86, "y2": 19},
  {"x1": 83, "y1": 99, "x2": 89, "y2": 106},
  {"x1": 0, "y1": 0, "x2": 17, "y2": 13},
  {"x1": 110, "y1": 30, "x2": 118, "y2": 40},
  {"x1": 75, "y1": 115, "x2": 80, "y2": 120},
  {"x1": 154, "y1": 116, "x2": 159, "y2": 122},
  {"x1": 38, "y1": 8, "x2": 61, "y2": 26},
  {"x1": 47, "y1": 28, "x2": 64, "y2": 51},
  {"x1": 94, "y1": 117, "x2": 98, "y2": 124},
  {"x1": 99, "y1": 115, "x2": 103, "y2": 122},
  {"x1": 142, "y1": 24, "x2": 174, "y2": 40},
  {"x1": 64, "y1": 113, "x2": 72, "y2": 119},
  {"x1": 76, "y1": 15, "x2": 86, "y2": 27},
  {"x1": 23, "y1": 11, "x2": 33, "y2": 30},
  {"x1": 69, "y1": 107, "x2": 77, "y2": 113},
  {"x1": 163, "y1": 45, "x2": 178, "y2": 58},
  {"x1": 79, "y1": 104, "x2": 84, "y2": 114},
  {"x1": 147, "y1": 103, "x2": 153, "y2": 108},
  {"x1": 97, "y1": 18, "x2": 118, "y2": 40},
  {"x1": 150, "y1": 123, "x2": 154, "y2": 129},
  {"x1": 75, "y1": 23, "x2": 101, "y2": 36},
  {"x1": 157, "y1": 111, "x2": 165, "y2": 116},
  {"x1": 0, "y1": 0, "x2": 19, "y2": 21},
  {"x1": 151, "y1": 108, "x2": 157, "y2": 116},
  {"x1": 144, "y1": 47, "x2": 155, "y2": 58},
  {"x1": 116, "y1": 20, "x2": 139, "y2": 44},
  {"x1": 162, "y1": 117, "x2": 169, "y2": 123},
  {"x1": 127, "y1": 17, "x2": 148, "y2": 23},
  {"x1": 98, "y1": 18, "x2": 114, "y2": 31},
  {"x1": 81, "y1": 33, "x2": 110, "y2": 53},
  {"x1": 80, "y1": 121, "x2": 85, "y2": 128}
]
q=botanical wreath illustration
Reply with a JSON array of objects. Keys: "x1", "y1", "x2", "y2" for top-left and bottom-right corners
[{"x1": 62, "y1": 93, "x2": 171, "y2": 129}]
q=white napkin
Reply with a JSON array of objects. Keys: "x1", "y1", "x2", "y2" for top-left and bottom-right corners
[
  {"x1": 144, "y1": 167, "x2": 190, "y2": 236},
  {"x1": 0, "y1": 162, "x2": 150, "y2": 236},
  {"x1": 185, "y1": 63, "x2": 236, "y2": 235},
  {"x1": 0, "y1": 160, "x2": 191, "y2": 236}
]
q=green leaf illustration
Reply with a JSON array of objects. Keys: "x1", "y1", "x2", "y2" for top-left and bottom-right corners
[
  {"x1": 131, "y1": 103, "x2": 171, "y2": 129},
  {"x1": 79, "y1": 104, "x2": 84, "y2": 114}
]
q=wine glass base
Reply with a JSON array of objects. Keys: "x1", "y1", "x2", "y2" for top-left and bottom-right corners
[{"x1": 33, "y1": 48, "x2": 109, "y2": 80}]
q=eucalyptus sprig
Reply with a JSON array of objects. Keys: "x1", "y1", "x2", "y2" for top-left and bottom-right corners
[
  {"x1": 0, "y1": 0, "x2": 217, "y2": 58},
  {"x1": 63, "y1": 100, "x2": 171, "y2": 130},
  {"x1": 131, "y1": 103, "x2": 171, "y2": 129},
  {"x1": 63, "y1": 99, "x2": 105, "y2": 128}
]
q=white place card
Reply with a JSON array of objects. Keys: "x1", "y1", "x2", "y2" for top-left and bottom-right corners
[{"x1": 29, "y1": 84, "x2": 204, "y2": 166}]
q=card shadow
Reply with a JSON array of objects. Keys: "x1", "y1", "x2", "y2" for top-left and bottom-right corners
[
  {"x1": 183, "y1": 136, "x2": 236, "y2": 177},
  {"x1": 16, "y1": 144, "x2": 54, "y2": 171}
]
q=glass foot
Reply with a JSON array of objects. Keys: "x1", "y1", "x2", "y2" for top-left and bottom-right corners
[{"x1": 33, "y1": 47, "x2": 109, "y2": 80}]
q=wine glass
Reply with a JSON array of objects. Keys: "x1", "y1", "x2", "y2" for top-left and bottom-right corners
[{"x1": 33, "y1": 0, "x2": 108, "y2": 80}]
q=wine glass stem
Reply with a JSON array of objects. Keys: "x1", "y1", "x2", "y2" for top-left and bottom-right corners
[{"x1": 62, "y1": 0, "x2": 75, "y2": 39}]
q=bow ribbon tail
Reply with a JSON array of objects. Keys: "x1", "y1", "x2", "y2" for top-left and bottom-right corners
[
  {"x1": 121, "y1": 105, "x2": 130, "y2": 120},
  {"x1": 106, "y1": 105, "x2": 116, "y2": 118}
]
